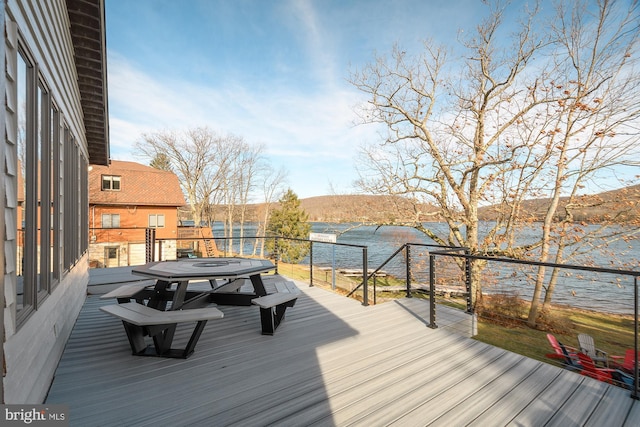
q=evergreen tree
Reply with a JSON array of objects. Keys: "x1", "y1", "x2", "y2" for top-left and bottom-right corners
[
  {"x1": 266, "y1": 189, "x2": 311, "y2": 263},
  {"x1": 149, "y1": 153, "x2": 173, "y2": 172}
]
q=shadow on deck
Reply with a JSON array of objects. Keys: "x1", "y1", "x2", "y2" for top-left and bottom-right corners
[{"x1": 45, "y1": 268, "x2": 640, "y2": 426}]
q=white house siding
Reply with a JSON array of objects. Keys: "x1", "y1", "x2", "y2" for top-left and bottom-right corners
[
  {"x1": 3, "y1": 261, "x2": 88, "y2": 403},
  {"x1": 3, "y1": 0, "x2": 92, "y2": 403}
]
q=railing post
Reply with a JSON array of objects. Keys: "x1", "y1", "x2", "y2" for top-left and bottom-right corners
[
  {"x1": 362, "y1": 247, "x2": 368, "y2": 306},
  {"x1": 465, "y1": 248, "x2": 472, "y2": 313},
  {"x1": 145, "y1": 228, "x2": 156, "y2": 263},
  {"x1": 309, "y1": 241, "x2": 314, "y2": 287},
  {"x1": 633, "y1": 275, "x2": 639, "y2": 400},
  {"x1": 274, "y1": 237, "x2": 279, "y2": 274},
  {"x1": 373, "y1": 275, "x2": 377, "y2": 305},
  {"x1": 429, "y1": 253, "x2": 437, "y2": 329},
  {"x1": 405, "y1": 244, "x2": 412, "y2": 298}
]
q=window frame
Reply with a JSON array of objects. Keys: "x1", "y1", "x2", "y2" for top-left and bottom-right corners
[
  {"x1": 50, "y1": 102, "x2": 61, "y2": 289},
  {"x1": 16, "y1": 42, "x2": 37, "y2": 320},
  {"x1": 101, "y1": 213, "x2": 121, "y2": 229},
  {"x1": 148, "y1": 214, "x2": 165, "y2": 228},
  {"x1": 101, "y1": 175, "x2": 121, "y2": 191},
  {"x1": 36, "y1": 77, "x2": 52, "y2": 300}
]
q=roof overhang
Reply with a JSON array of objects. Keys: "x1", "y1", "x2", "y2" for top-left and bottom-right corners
[{"x1": 67, "y1": 0, "x2": 110, "y2": 166}]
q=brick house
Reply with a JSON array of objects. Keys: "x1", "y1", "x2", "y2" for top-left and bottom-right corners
[{"x1": 89, "y1": 160, "x2": 186, "y2": 267}]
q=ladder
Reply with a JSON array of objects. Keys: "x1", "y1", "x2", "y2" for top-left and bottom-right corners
[{"x1": 200, "y1": 228, "x2": 217, "y2": 257}]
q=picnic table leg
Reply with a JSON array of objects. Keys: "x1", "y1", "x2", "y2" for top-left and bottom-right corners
[
  {"x1": 159, "y1": 280, "x2": 191, "y2": 347},
  {"x1": 115, "y1": 321, "x2": 209, "y2": 359},
  {"x1": 259, "y1": 304, "x2": 289, "y2": 335},
  {"x1": 145, "y1": 324, "x2": 173, "y2": 355},
  {"x1": 148, "y1": 280, "x2": 172, "y2": 310},
  {"x1": 145, "y1": 321, "x2": 209, "y2": 358},
  {"x1": 259, "y1": 307, "x2": 276, "y2": 335},
  {"x1": 249, "y1": 274, "x2": 267, "y2": 297},
  {"x1": 182, "y1": 320, "x2": 209, "y2": 358},
  {"x1": 172, "y1": 280, "x2": 189, "y2": 309},
  {"x1": 121, "y1": 321, "x2": 148, "y2": 355}
]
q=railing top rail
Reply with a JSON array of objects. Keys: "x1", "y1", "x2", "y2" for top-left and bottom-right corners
[
  {"x1": 154, "y1": 234, "x2": 636, "y2": 277},
  {"x1": 90, "y1": 227, "x2": 151, "y2": 231},
  {"x1": 405, "y1": 242, "x2": 466, "y2": 251},
  {"x1": 157, "y1": 235, "x2": 369, "y2": 249},
  {"x1": 430, "y1": 249, "x2": 640, "y2": 277}
]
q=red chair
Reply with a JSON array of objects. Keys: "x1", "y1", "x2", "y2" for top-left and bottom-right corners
[
  {"x1": 546, "y1": 333, "x2": 581, "y2": 371},
  {"x1": 577, "y1": 352, "x2": 634, "y2": 388},
  {"x1": 610, "y1": 349, "x2": 637, "y2": 374}
]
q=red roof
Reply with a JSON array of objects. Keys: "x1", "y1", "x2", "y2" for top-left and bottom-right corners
[{"x1": 89, "y1": 160, "x2": 186, "y2": 206}]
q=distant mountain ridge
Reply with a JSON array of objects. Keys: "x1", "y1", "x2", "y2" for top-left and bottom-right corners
[
  {"x1": 476, "y1": 184, "x2": 640, "y2": 223},
  {"x1": 191, "y1": 185, "x2": 639, "y2": 224},
  {"x1": 300, "y1": 194, "x2": 439, "y2": 222},
  {"x1": 299, "y1": 185, "x2": 639, "y2": 223}
]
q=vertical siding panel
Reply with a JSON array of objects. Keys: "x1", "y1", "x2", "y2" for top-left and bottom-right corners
[
  {"x1": 0, "y1": 0, "x2": 5, "y2": 405},
  {"x1": 4, "y1": 12, "x2": 18, "y2": 339}
]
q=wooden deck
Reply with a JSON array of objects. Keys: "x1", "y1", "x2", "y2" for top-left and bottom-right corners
[{"x1": 46, "y1": 273, "x2": 640, "y2": 426}]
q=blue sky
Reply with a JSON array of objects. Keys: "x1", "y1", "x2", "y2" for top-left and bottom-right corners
[{"x1": 104, "y1": 0, "x2": 489, "y2": 199}]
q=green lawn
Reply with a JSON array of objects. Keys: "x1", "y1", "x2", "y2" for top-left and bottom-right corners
[{"x1": 474, "y1": 308, "x2": 635, "y2": 364}]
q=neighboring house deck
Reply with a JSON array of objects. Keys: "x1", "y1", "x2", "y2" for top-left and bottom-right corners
[{"x1": 45, "y1": 269, "x2": 640, "y2": 426}]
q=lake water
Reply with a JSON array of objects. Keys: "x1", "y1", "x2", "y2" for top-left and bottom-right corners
[{"x1": 212, "y1": 222, "x2": 640, "y2": 314}]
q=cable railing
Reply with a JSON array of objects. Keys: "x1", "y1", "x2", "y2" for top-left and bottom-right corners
[
  {"x1": 154, "y1": 234, "x2": 372, "y2": 302},
  {"x1": 427, "y1": 248, "x2": 639, "y2": 400},
  {"x1": 92, "y1": 228, "x2": 640, "y2": 399}
]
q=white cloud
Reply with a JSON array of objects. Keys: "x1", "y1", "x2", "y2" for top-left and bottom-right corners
[
  {"x1": 285, "y1": 0, "x2": 339, "y2": 88},
  {"x1": 106, "y1": 52, "x2": 379, "y2": 197}
]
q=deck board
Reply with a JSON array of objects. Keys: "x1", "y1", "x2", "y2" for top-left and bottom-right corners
[{"x1": 45, "y1": 275, "x2": 640, "y2": 426}]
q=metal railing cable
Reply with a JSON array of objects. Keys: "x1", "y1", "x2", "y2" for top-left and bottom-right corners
[{"x1": 147, "y1": 231, "x2": 640, "y2": 398}]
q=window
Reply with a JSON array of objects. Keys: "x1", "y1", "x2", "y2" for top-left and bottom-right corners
[
  {"x1": 37, "y1": 80, "x2": 52, "y2": 297},
  {"x1": 106, "y1": 247, "x2": 117, "y2": 259},
  {"x1": 50, "y1": 104, "x2": 60, "y2": 288},
  {"x1": 148, "y1": 214, "x2": 165, "y2": 228},
  {"x1": 102, "y1": 214, "x2": 120, "y2": 228},
  {"x1": 16, "y1": 45, "x2": 34, "y2": 316},
  {"x1": 101, "y1": 175, "x2": 121, "y2": 191},
  {"x1": 8, "y1": 22, "x2": 90, "y2": 327}
]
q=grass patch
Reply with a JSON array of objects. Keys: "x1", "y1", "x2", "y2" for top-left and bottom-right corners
[{"x1": 474, "y1": 303, "x2": 635, "y2": 364}]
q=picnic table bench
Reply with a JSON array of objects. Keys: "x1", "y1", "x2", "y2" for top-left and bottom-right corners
[
  {"x1": 100, "y1": 282, "x2": 155, "y2": 303},
  {"x1": 251, "y1": 276, "x2": 300, "y2": 335},
  {"x1": 100, "y1": 302, "x2": 223, "y2": 358},
  {"x1": 209, "y1": 274, "x2": 301, "y2": 334}
]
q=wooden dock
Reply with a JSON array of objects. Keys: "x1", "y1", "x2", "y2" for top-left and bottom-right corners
[{"x1": 338, "y1": 268, "x2": 388, "y2": 277}]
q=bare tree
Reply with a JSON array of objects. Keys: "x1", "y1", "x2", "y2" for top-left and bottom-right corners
[
  {"x1": 525, "y1": 0, "x2": 640, "y2": 324},
  {"x1": 253, "y1": 165, "x2": 288, "y2": 257},
  {"x1": 235, "y1": 142, "x2": 263, "y2": 255},
  {"x1": 202, "y1": 136, "x2": 271, "y2": 255},
  {"x1": 350, "y1": 0, "x2": 640, "y2": 325},
  {"x1": 137, "y1": 128, "x2": 213, "y2": 225},
  {"x1": 136, "y1": 127, "x2": 236, "y2": 226},
  {"x1": 136, "y1": 127, "x2": 287, "y2": 258}
]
